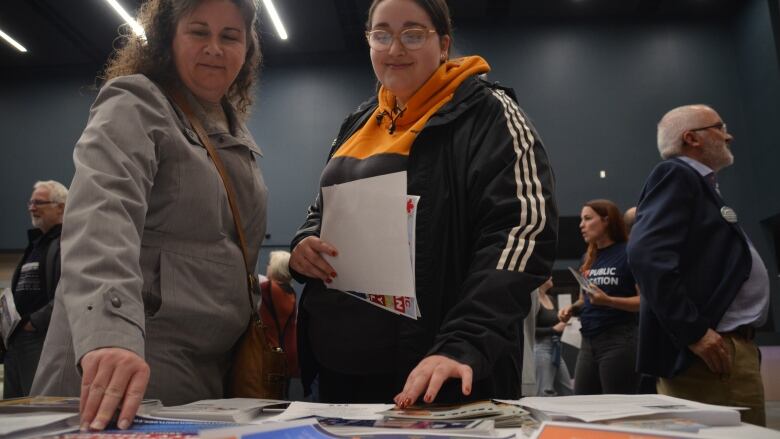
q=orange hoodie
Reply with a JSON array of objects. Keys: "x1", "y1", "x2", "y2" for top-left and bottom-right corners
[{"x1": 333, "y1": 56, "x2": 490, "y2": 160}]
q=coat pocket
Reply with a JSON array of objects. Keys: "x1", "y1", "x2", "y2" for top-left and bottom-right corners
[{"x1": 140, "y1": 245, "x2": 163, "y2": 318}]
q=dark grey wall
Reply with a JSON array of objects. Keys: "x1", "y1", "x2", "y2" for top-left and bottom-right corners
[
  {"x1": 0, "y1": 75, "x2": 93, "y2": 248},
  {"x1": 734, "y1": 0, "x2": 780, "y2": 333},
  {"x1": 1, "y1": 2, "x2": 778, "y2": 328}
]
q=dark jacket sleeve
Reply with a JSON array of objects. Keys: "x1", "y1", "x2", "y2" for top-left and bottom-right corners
[
  {"x1": 28, "y1": 239, "x2": 61, "y2": 332},
  {"x1": 626, "y1": 161, "x2": 710, "y2": 348},
  {"x1": 535, "y1": 326, "x2": 556, "y2": 337},
  {"x1": 289, "y1": 193, "x2": 323, "y2": 284},
  {"x1": 429, "y1": 87, "x2": 558, "y2": 379}
]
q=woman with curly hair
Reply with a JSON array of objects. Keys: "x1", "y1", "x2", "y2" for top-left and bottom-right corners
[{"x1": 31, "y1": 0, "x2": 266, "y2": 430}]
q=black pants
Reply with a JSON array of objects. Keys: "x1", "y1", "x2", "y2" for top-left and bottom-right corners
[
  {"x1": 3, "y1": 328, "x2": 46, "y2": 398},
  {"x1": 574, "y1": 324, "x2": 639, "y2": 395},
  {"x1": 318, "y1": 367, "x2": 399, "y2": 403}
]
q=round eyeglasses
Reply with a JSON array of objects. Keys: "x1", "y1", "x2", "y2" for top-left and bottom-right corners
[{"x1": 365, "y1": 28, "x2": 438, "y2": 51}]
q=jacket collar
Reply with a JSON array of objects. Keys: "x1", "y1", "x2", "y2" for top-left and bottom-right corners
[
  {"x1": 676, "y1": 155, "x2": 714, "y2": 177},
  {"x1": 174, "y1": 83, "x2": 263, "y2": 156},
  {"x1": 27, "y1": 223, "x2": 62, "y2": 244}
]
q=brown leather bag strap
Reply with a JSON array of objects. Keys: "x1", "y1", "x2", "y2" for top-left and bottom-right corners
[{"x1": 167, "y1": 87, "x2": 258, "y2": 314}]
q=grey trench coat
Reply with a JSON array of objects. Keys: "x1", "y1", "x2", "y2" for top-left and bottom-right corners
[{"x1": 31, "y1": 74, "x2": 267, "y2": 405}]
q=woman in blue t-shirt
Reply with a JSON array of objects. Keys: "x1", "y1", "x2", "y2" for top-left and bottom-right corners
[{"x1": 559, "y1": 199, "x2": 640, "y2": 394}]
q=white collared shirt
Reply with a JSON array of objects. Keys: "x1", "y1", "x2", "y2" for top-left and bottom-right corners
[{"x1": 676, "y1": 155, "x2": 770, "y2": 331}]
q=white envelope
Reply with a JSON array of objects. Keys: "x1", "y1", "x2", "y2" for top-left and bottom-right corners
[{"x1": 321, "y1": 171, "x2": 416, "y2": 298}]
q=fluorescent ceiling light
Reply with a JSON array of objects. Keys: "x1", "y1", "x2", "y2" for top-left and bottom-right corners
[
  {"x1": 104, "y1": 0, "x2": 146, "y2": 39},
  {"x1": 262, "y1": 0, "x2": 288, "y2": 40},
  {"x1": 0, "y1": 28, "x2": 27, "y2": 52},
  {"x1": 599, "y1": 170, "x2": 606, "y2": 179}
]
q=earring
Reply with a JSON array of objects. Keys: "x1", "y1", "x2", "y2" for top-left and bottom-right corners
[{"x1": 440, "y1": 53, "x2": 447, "y2": 62}]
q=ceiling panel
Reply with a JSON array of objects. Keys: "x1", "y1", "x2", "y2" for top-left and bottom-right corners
[{"x1": 0, "y1": 0, "x2": 747, "y2": 74}]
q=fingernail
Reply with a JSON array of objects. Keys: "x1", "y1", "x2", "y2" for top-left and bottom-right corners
[
  {"x1": 465, "y1": 386, "x2": 472, "y2": 394},
  {"x1": 331, "y1": 272, "x2": 337, "y2": 277},
  {"x1": 80, "y1": 422, "x2": 90, "y2": 431},
  {"x1": 332, "y1": 251, "x2": 338, "y2": 257},
  {"x1": 118, "y1": 419, "x2": 130, "y2": 430},
  {"x1": 405, "y1": 397, "x2": 412, "y2": 406},
  {"x1": 424, "y1": 394, "x2": 432, "y2": 403},
  {"x1": 326, "y1": 278, "x2": 332, "y2": 284},
  {"x1": 90, "y1": 420, "x2": 105, "y2": 430}
]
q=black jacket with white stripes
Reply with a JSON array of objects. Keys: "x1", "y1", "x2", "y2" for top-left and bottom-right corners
[{"x1": 291, "y1": 75, "x2": 558, "y2": 401}]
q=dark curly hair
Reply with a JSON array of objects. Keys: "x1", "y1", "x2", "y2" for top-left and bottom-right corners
[{"x1": 101, "y1": 0, "x2": 261, "y2": 115}]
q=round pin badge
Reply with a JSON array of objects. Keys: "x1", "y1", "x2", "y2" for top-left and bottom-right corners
[{"x1": 721, "y1": 206, "x2": 738, "y2": 223}]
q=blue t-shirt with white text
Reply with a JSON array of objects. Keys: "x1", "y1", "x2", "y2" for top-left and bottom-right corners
[{"x1": 580, "y1": 242, "x2": 638, "y2": 337}]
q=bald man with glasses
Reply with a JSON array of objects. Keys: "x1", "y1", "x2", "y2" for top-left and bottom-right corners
[
  {"x1": 3, "y1": 180, "x2": 67, "y2": 398},
  {"x1": 628, "y1": 105, "x2": 770, "y2": 425}
]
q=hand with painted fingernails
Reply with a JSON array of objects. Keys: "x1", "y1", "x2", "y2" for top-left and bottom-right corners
[
  {"x1": 393, "y1": 355, "x2": 472, "y2": 409},
  {"x1": 290, "y1": 236, "x2": 339, "y2": 283},
  {"x1": 79, "y1": 347, "x2": 150, "y2": 431}
]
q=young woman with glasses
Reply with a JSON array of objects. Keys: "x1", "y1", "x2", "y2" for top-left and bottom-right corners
[{"x1": 289, "y1": 0, "x2": 557, "y2": 405}]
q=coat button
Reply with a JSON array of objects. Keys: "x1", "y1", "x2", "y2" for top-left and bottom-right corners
[{"x1": 111, "y1": 296, "x2": 122, "y2": 308}]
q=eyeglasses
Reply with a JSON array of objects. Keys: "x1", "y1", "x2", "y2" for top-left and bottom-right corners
[
  {"x1": 27, "y1": 200, "x2": 57, "y2": 208},
  {"x1": 689, "y1": 122, "x2": 728, "y2": 134},
  {"x1": 365, "y1": 28, "x2": 437, "y2": 51}
]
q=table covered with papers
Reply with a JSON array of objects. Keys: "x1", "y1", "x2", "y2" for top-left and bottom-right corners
[{"x1": 1, "y1": 394, "x2": 779, "y2": 439}]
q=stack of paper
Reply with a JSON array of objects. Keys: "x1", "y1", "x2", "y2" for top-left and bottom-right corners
[
  {"x1": 144, "y1": 398, "x2": 288, "y2": 423},
  {"x1": 321, "y1": 171, "x2": 421, "y2": 319},
  {"x1": 516, "y1": 394, "x2": 744, "y2": 426},
  {"x1": 380, "y1": 400, "x2": 532, "y2": 428},
  {"x1": 0, "y1": 396, "x2": 162, "y2": 414},
  {"x1": 0, "y1": 412, "x2": 79, "y2": 439}
]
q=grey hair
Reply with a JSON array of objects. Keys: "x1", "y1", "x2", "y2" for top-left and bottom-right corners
[
  {"x1": 657, "y1": 104, "x2": 713, "y2": 159},
  {"x1": 267, "y1": 250, "x2": 292, "y2": 284},
  {"x1": 34, "y1": 180, "x2": 69, "y2": 204}
]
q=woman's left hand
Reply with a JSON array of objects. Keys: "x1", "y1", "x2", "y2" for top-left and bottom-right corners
[
  {"x1": 394, "y1": 355, "x2": 472, "y2": 408},
  {"x1": 587, "y1": 285, "x2": 612, "y2": 306}
]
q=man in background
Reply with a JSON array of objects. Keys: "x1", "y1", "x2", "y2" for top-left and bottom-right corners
[
  {"x1": 3, "y1": 180, "x2": 67, "y2": 398},
  {"x1": 628, "y1": 105, "x2": 769, "y2": 425}
]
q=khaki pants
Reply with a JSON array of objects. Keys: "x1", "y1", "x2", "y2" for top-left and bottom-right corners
[{"x1": 657, "y1": 334, "x2": 765, "y2": 426}]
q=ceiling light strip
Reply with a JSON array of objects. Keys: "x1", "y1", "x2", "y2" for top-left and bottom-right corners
[
  {"x1": 262, "y1": 0, "x2": 288, "y2": 40},
  {"x1": 0, "y1": 28, "x2": 27, "y2": 52},
  {"x1": 104, "y1": 0, "x2": 146, "y2": 38}
]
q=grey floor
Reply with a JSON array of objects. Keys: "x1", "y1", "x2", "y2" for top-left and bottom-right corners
[{"x1": 767, "y1": 401, "x2": 780, "y2": 430}]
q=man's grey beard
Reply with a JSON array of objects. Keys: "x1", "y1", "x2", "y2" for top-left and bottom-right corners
[{"x1": 31, "y1": 215, "x2": 43, "y2": 229}]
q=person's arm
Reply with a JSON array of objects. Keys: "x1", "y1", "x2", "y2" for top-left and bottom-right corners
[
  {"x1": 558, "y1": 291, "x2": 584, "y2": 323},
  {"x1": 288, "y1": 197, "x2": 338, "y2": 283},
  {"x1": 536, "y1": 321, "x2": 566, "y2": 336},
  {"x1": 60, "y1": 76, "x2": 174, "y2": 430},
  {"x1": 395, "y1": 87, "x2": 557, "y2": 407},
  {"x1": 627, "y1": 161, "x2": 726, "y2": 371},
  {"x1": 587, "y1": 284, "x2": 640, "y2": 312}
]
